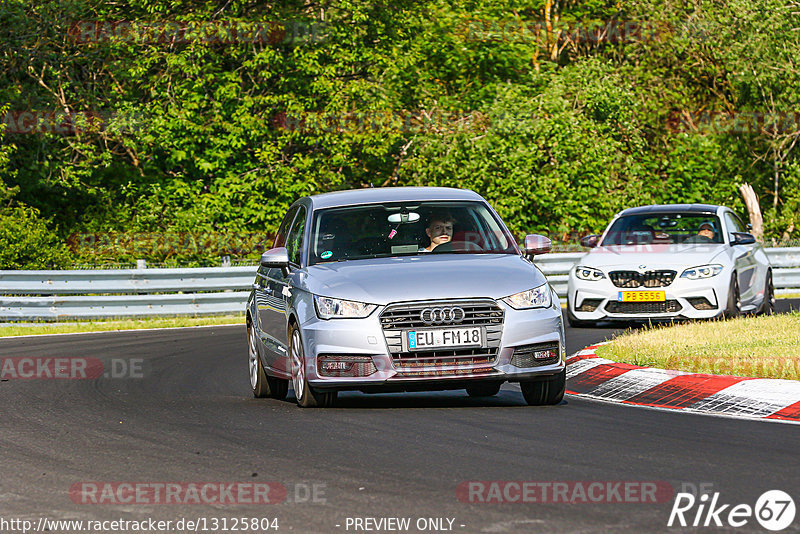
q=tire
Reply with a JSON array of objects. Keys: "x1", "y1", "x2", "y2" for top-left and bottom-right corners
[
  {"x1": 248, "y1": 319, "x2": 288, "y2": 399},
  {"x1": 723, "y1": 274, "x2": 742, "y2": 319},
  {"x1": 757, "y1": 270, "x2": 775, "y2": 316},
  {"x1": 520, "y1": 368, "x2": 566, "y2": 406},
  {"x1": 289, "y1": 325, "x2": 337, "y2": 408},
  {"x1": 566, "y1": 307, "x2": 595, "y2": 328},
  {"x1": 466, "y1": 382, "x2": 502, "y2": 397}
]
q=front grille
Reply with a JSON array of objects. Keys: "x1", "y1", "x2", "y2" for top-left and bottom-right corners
[
  {"x1": 380, "y1": 299, "x2": 504, "y2": 375},
  {"x1": 511, "y1": 342, "x2": 560, "y2": 368},
  {"x1": 576, "y1": 298, "x2": 602, "y2": 312},
  {"x1": 604, "y1": 300, "x2": 682, "y2": 314},
  {"x1": 609, "y1": 270, "x2": 676, "y2": 288},
  {"x1": 380, "y1": 300, "x2": 504, "y2": 330},
  {"x1": 687, "y1": 297, "x2": 716, "y2": 310}
]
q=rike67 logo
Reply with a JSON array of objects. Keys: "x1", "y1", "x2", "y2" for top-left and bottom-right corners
[{"x1": 668, "y1": 490, "x2": 796, "y2": 531}]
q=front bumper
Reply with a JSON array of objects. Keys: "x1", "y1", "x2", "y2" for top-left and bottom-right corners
[
  {"x1": 298, "y1": 299, "x2": 565, "y2": 389},
  {"x1": 568, "y1": 269, "x2": 730, "y2": 321}
]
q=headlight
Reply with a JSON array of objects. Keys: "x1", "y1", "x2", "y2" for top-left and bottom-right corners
[
  {"x1": 502, "y1": 283, "x2": 552, "y2": 309},
  {"x1": 314, "y1": 295, "x2": 377, "y2": 319},
  {"x1": 681, "y1": 264, "x2": 723, "y2": 280},
  {"x1": 575, "y1": 266, "x2": 605, "y2": 281}
]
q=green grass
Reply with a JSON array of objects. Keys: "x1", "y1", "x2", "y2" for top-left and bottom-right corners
[
  {"x1": 0, "y1": 314, "x2": 244, "y2": 337},
  {"x1": 595, "y1": 312, "x2": 800, "y2": 380}
]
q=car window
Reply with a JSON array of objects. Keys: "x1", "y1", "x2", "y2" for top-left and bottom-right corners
[
  {"x1": 601, "y1": 213, "x2": 724, "y2": 245},
  {"x1": 273, "y1": 206, "x2": 299, "y2": 248},
  {"x1": 309, "y1": 201, "x2": 516, "y2": 265},
  {"x1": 285, "y1": 206, "x2": 307, "y2": 265},
  {"x1": 724, "y1": 212, "x2": 743, "y2": 241}
]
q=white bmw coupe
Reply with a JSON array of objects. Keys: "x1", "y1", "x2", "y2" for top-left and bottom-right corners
[{"x1": 567, "y1": 204, "x2": 774, "y2": 327}]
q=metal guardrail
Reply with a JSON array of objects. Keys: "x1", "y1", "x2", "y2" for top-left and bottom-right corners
[
  {"x1": 1, "y1": 248, "x2": 798, "y2": 321},
  {"x1": 0, "y1": 293, "x2": 250, "y2": 321},
  {"x1": 0, "y1": 266, "x2": 256, "y2": 294}
]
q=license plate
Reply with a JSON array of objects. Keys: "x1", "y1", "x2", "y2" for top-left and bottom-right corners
[
  {"x1": 618, "y1": 291, "x2": 666, "y2": 302},
  {"x1": 407, "y1": 327, "x2": 483, "y2": 350}
]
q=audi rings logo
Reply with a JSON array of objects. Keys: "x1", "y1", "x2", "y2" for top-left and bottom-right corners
[{"x1": 420, "y1": 307, "x2": 465, "y2": 325}]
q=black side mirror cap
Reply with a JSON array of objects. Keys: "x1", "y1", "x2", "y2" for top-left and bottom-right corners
[
  {"x1": 731, "y1": 232, "x2": 756, "y2": 245},
  {"x1": 579, "y1": 235, "x2": 599, "y2": 248}
]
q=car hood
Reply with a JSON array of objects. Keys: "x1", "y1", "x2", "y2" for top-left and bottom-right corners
[
  {"x1": 580, "y1": 244, "x2": 727, "y2": 269},
  {"x1": 299, "y1": 254, "x2": 546, "y2": 305}
]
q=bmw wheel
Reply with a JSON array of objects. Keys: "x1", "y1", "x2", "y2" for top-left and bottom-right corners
[
  {"x1": 757, "y1": 270, "x2": 775, "y2": 316},
  {"x1": 248, "y1": 318, "x2": 288, "y2": 400},
  {"x1": 290, "y1": 325, "x2": 337, "y2": 408},
  {"x1": 520, "y1": 369, "x2": 566, "y2": 406},
  {"x1": 723, "y1": 274, "x2": 742, "y2": 319}
]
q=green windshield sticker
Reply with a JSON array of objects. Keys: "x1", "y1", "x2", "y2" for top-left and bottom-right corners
[{"x1": 321, "y1": 251, "x2": 333, "y2": 259}]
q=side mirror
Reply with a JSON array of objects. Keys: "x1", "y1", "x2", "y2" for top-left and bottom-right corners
[
  {"x1": 524, "y1": 234, "x2": 552, "y2": 257},
  {"x1": 731, "y1": 232, "x2": 756, "y2": 246},
  {"x1": 579, "y1": 234, "x2": 599, "y2": 248},
  {"x1": 260, "y1": 247, "x2": 290, "y2": 269}
]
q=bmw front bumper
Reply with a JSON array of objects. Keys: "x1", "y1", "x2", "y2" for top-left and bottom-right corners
[{"x1": 568, "y1": 269, "x2": 731, "y2": 322}]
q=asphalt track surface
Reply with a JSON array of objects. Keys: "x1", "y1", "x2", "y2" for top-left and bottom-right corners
[{"x1": 2, "y1": 301, "x2": 800, "y2": 533}]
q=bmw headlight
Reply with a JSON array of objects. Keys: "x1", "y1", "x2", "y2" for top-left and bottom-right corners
[
  {"x1": 314, "y1": 295, "x2": 377, "y2": 319},
  {"x1": 681, "y1": 264, "x2": 723, "y2": 280},
  {"x1": 502, "y1": 283, "x2": 552, "y2": 309},
  {"x1": 575, "y1": 266, "x2": 605, "y2": 281}
]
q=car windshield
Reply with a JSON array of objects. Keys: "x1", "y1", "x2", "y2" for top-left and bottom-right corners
[
  {"x1": 309, "y1": 200, "x2": 517, "y2": 265},
  {"x1": 601, "y1": 213, "x2": 724, "y2": 246}
]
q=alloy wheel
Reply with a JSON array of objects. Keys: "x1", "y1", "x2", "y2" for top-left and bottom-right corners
[
  {"x1": 248, "y1": 323, "x2": 259, "y2": 390},
  {"x1": 291, "y1": 329, "x2": 305, "y2": 402}
]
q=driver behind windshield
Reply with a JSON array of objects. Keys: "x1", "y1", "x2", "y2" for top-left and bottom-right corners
[
  {"x1": 420, "y1": 213, "x2": 455, "y2": 252},
  {"x1": 684, "y1": 222, "x2": 716, "y2": 244}
]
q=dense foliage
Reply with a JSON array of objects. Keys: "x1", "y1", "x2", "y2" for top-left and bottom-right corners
[{"x1": 1, "y1": 0, "x2": 798, "y2": 267}]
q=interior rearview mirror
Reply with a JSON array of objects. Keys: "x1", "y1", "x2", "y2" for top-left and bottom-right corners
[{"x1": 387, "y1": 212, "x2": 420, "y2": 224}]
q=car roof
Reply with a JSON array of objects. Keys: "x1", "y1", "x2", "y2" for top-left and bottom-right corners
[
  {"x1": 305, "y1": 187, "x2": 484, "y2": 210},
  {"x1": 617, "y1": 204, "x2": 723, "y2": 217}
]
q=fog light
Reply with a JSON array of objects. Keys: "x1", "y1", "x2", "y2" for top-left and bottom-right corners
[
  {"x1": 511, "y1": 343, "x2": 560, "y2": 368},
  {"x1": 317, "y1": 355, "x2": 377, "y2": 377}
]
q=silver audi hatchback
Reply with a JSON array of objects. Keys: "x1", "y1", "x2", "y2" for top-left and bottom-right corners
[{"x1": 246, "y1": 187, "x2": 566, "y2": 407}]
